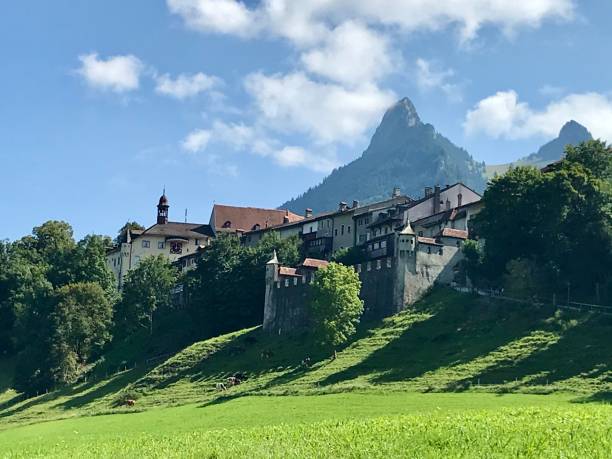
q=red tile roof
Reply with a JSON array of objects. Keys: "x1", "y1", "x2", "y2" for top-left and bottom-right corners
[
  {"x1": 300, "y1": 258, "x2": 329, "y2": 269},
  {"x1": 211, "y1": 204, "x2": 303, "y2": 232},
  {"x1": 279, "y1": 267, "x2": 300, "y2": 277},
  {"x1": 439, "y1": 228, "x2": 468, "y2": 239},
  {"x1": 417, "y1": 236, "x2": 442, "y2": 246}
]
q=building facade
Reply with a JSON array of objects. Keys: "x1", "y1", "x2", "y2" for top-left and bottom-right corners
[{"x1": 106, "y1": 194, "x2": 214, "y2": 288}]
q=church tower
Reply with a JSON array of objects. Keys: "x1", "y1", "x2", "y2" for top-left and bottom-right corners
[{"x1": 157, "y1": 191, "x2": 169, "y2": 224}]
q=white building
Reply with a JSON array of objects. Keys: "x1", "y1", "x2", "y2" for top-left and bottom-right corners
[{"x1": 106, "y1": 193, "x2": 214, "y2": 288}]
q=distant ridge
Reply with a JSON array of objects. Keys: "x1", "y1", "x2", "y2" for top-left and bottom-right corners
[
  {"x1": 485, "y1": 120, "x2": 593, "y2": 178},
  {"x1": 280, "y1": 98, "x2": 486, "y2": 213}
]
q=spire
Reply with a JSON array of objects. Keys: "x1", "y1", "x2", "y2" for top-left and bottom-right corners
[
  {"x1": 400, "y1": 221, "x2": 415, "y2": 235},
  {"x1": 267, "y1": 250, "x2": 279, "y2": 265}
]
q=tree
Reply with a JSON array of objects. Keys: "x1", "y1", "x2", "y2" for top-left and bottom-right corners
[
  {"x1": 331, "y1": 246, "x2": 367, "y2": 265},
  {"x1": 309, "y1": 262, "x2": 364, "y2": 350},
  {"x1": 471, "y1": 140, "x2": 612, "y2": 300},
  {"x1": 72, "y1": 235, "x2": 116, "y2": 296},
  {"x1": 49, "y1": 282, "x2": 113, "y2": 384},
  {"x1": 187, "y1": 233, "x2": 302, "y2": 338},
  {"x1": 115, "y1": 221, "x2": 145, "y2": 245},
  {"x1": 118, "y1": 255, "x2": 178, "y2": 335}
]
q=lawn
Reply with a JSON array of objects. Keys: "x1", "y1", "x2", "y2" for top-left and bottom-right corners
[{"x1": 0, "y1": 391, "x2": 600, "y2": 458}]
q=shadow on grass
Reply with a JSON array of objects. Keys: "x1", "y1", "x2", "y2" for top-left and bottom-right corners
[
  {"x1": 472, "y1": 313, "x2": 612, "y2": 391},
  {"x1": 319, "y1": 294, "x2": 557, "y2": 388},
  {"x1": 59, "y1": 365, "x2": 153, "y2": 410}
]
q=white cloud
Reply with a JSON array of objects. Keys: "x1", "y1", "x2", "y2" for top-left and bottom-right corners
[
  {"x1": 181, "y1": 129, "x2": 212, "y2": 152},
  {"x1": 155, "y1": 72, "x2": 221, "y2": 99},
  {"x1": 273, "y1": 146, "x2": 339, "y2": 173},
  {"x1": 166, "y1": 0, "x2": 257, "y2": 36},
  {"x1": 300, "y1": 21, "x2": 393, "y2": 86},
  {"x1": 167, "y1": 0, "x2": 575, "y2": 44},
  {"x1": 415, "y1": 58, "x2": 462, "y2": 102},
  {"x1": 464, "y1": 90, "x2": 612, "y2": 141},
  {"x1": 77, "y1": 53, "x2": 143, "y2": 92},
  {"x1": 245, "y1": 71, "x2": 395, "y2": 144}
]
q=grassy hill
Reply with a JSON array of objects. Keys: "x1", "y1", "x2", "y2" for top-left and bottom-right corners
[
  {"x1": 2, "y1": 287, "x2": 612, "y2": 429},
  {"x1": 3, "y1": 287, "x2": 612, "y2": 456}
]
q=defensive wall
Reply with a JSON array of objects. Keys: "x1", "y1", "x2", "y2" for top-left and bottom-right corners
[{"x1": 263, "y1": 240, "x2": 464, "y2": 334}]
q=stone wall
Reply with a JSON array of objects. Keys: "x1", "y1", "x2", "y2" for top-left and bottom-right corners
[{"x1": 263, "y1": 245, "x2": 465, "y2": 335}]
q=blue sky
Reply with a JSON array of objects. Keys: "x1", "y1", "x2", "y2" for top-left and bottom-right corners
[{"x1": 2, "y1": 0, "x2": 611, "y2": 241}]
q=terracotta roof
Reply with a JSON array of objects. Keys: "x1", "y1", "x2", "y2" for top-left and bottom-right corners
[
  {"x1": 211, "y1": 204, "x2": 303, "y2": 232},
  {"x1": 439, "y1": 228, "x2": 468, "y2": 239},
  {"x1": 417, "y1": 236, "x2": 442, "y2": 246},
  {"x1": 141, "y1": 222, "x2": 214, "y2": 239},
  {"x1": 279, "y1": 266, "x2": 300, "y2": 277},
  {"x1": 300, "y1": 258, "x2": 329, "y2": 269}
]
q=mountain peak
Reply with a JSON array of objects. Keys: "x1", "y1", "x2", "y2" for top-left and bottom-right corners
[
  {"x1": 382, "y1": 97, "x2": 421, "y2": 128},
  {"x1": 559, "y1": 120, "x2": 591, "y2": 139},
  {"x1": 279, "y1": 97, "x2": 485, "y2": 213}
]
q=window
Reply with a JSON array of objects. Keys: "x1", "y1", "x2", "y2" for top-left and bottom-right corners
[
  {"x1": 381, "y1": 240, "x2": 387, "y2": 248},
  {"x1": 195, "y1": 239, "x2": 200, "y2": 245},
  {"x1": 158, "y1": 241, "x2": 165, "y2": 249},
  {"x1": 457, "y1": 193, "x2": 463, "y2": 207},
  {"x1": 418, "y1": 231, "x2": 423, "y2": 237},
  {"x1": 142, "y1": 240, "x2": 150, "y2": 248},
  {"x1": 334, "y1": 229, "x2": 338, "y2": 236},
  {"x1": 427, "y1": 247, "x2": 431, "y2": 254},
  {"x1": 373, "y1": 242, "x2": 379, "y2": 250},
  {"x1": 439, "y1": 248, "x2": 443, "y2": 255},
  {"x1": 134, "y1": 255, "x2": 141, "y2": 265},
  {"x1": 348, "y1": 226, "x2": 351, "y2": 234},
  {"x1": 456, "y1": 240, "x2": 461, "y2": 247},
  {"x1": 341, "y1": 224, "x2": 344, "y2": 235},
  {"x1": 223, "y1": 220, "x2": 232, "y2": 228}
]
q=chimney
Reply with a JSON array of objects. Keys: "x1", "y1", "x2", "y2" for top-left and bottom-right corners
[
  {"x1": 424, "y1": 187, "x2": 433, "y2": 197},
  {"x1": 305, "y1": 208, "x2": 313, "y2": 218},
  {"x1": 352, "y1": 200, "x2": 359, "y2": 209},
  {"x1": 339, "y1": 201, "x2": 348, "y2": 212},
  {"x1": 283, "y1": 209, "x2": 290, "y2": 224},
  {"x1": 433, "y1": 185, "x2": 441, "y2": 214},
  {"x1": 391, "y1": 186, "x2": 401, "y2": 198}
]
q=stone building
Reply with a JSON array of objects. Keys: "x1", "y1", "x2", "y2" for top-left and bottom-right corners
[
  {"x1": 263, "y1": 216, "x2": 472, "y2": 335},
  {"x1": 106, "y1": 193, "x2": 214, "y2": 288}
]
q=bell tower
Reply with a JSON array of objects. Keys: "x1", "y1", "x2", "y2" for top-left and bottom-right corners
[{"x1": 157, "y1": 190, "x2": 169, "y2": 225}]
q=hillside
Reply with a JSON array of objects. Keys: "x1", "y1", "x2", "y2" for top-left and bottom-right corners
[
  {"x1": 281, "y1": 98, "x2": 486, "y2": 213},
  {"x1": 2, "y1": 287, "x2": 612, "y2": 430},
  {"x1": 485, "y1": 120, "x2": 593, "y2": 178}
]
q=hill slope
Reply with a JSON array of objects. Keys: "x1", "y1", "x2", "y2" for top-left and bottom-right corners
[
  {"x1": 281, "y1": 98, "x2": 486, "y2": 213},
  {"x1": 485, "y1": 120, "x2": 593, "y2": 178},
  {"x1": 2, "y1": 288, "x2": 612, "y2": 429}
]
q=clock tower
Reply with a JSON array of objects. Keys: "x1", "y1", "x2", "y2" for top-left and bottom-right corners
[{"x1": 157, "y1": 191, "x2": 169, "y2": 225}]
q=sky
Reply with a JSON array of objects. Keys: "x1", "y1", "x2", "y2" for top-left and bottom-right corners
[{"x1": 2, "y1": 0, "x2": 612, "y2": 241}]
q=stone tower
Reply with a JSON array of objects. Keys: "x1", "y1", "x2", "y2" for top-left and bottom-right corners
[{"x1": 263, "y1": 250, "x2": 279, "y2": 332}]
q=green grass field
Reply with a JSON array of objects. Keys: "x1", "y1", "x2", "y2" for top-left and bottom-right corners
[
  {"x1": 2, "y1": 288, "x2": 612, "y2": 457},
  {"x1": 0, "y1": 393, "x2": 610, "y2": 458}
]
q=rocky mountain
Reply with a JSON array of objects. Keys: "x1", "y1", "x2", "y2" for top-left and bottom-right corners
[
  {"x1": 485, "y1": 120, "x2": 592, "y2": 178},
  {"x1": 281, "y1": 98, "x2": 486, "y2": 213}
]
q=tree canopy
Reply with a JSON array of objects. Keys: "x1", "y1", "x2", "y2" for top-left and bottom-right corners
[
  {"x1": 470, "y1": 140, "x2": 612, "y2": 301},
  {"x1": 309, "y1": 262, "x2": 364, "y2": 348}
]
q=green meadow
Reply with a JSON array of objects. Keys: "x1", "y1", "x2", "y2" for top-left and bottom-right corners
[{"x1": 2, "y1": 288, "x2": 612, "y2": 457}]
